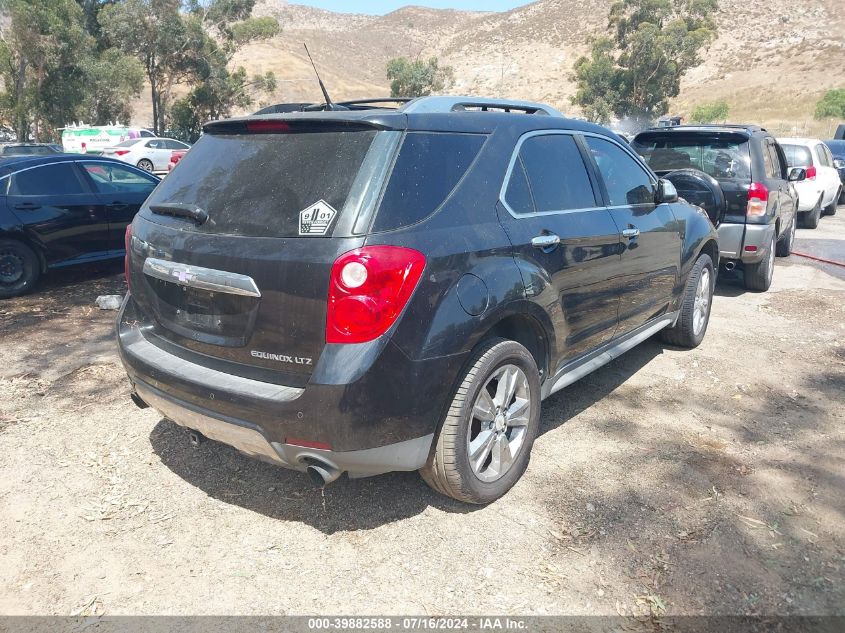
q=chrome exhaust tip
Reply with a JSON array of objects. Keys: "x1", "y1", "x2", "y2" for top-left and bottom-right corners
[
  {"x1": 306, "y1": 461, "x2": 341, "y2": 486},
  {"x1": 188, "y1": 430, "x2": 206, "y2": 448},
  {"x1": 724, "y1": 261, "x2": 736, "y2": 272}
]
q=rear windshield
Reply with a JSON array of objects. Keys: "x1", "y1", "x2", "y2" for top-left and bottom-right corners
[
  {"x1": 632, "y1": 134, "x2": 751, "y2": 180},
  {"x1": 780, "y1": 144, "x2": 813, "y2": 167},
  {"x1": 143, "y1": 129, "x2": 377, "y2": 237},
  {"x1": 116, "y1": 139, "x2": 140, "y2": 147},
  {"x1": 3, "y1": 145, "x2": 52, "y2": 155}
]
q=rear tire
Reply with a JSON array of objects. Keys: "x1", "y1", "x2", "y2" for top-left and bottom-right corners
[
  {"x1": 420, "y1": 338, "x2": 541, "y2": 504},
  {"x1": 801, "y1": 197, "x2": 822, "y2": 229},
  {"x1": 775, "y1": 215, "x2": 795, "y2": 257},
  {"x1": 660, "y1": 254, "x2": 714, "y2": 349},
  {"x1": 744, "y1": 234, "x2": 776, "y2": 292},
  {"x1": 0, "y1": 239, "x2": 40, "y2": 299},
  {"x1": 137, "y1": 159, "x2": 154, "y2": 172},
  {"x1": 825, "y1": 189, "x2": 840, "y2": 215}
]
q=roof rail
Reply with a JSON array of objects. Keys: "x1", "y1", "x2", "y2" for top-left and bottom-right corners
[{"x1": 401, "y1": 96, "x2": 562, "y2": 117}]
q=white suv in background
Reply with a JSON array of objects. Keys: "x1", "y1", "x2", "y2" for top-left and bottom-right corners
[
  {"x1": 778, "y1": 137, "x2": 842, "y2": 228},
  {"x1": 102, "y1": 137, "x2": 190, "y2": 173}
]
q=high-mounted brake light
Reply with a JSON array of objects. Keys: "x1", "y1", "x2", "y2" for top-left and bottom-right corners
[
  {"x1": 805, "y1": 165, "x2": 817, "y2": 180},
  {"x1": 246, "y1": 120, "x2": 291, "y2": 133},
  {"x1": 124, "y1": 224, "x2": 133, "y2": 290},
  {"x1": 747, "y1": 182, "x2": 769, "y2": 217},
  {"x1": 326, "y1": 246, "x2": 426, "y2": 344}
]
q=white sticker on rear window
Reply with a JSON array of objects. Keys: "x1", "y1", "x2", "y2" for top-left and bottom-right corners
[{"x1": 299, "y1": 200, "x2": 338, "y2": 236}]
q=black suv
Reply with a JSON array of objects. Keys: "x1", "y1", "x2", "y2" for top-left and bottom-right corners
[
  {"x1": 119, "y1": 96, "x2": 718, "y2": 504},
  {"x1": 632, "y1": 125, "x2": 803, "y2": 292}
]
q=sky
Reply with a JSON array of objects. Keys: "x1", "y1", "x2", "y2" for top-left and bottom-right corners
[{"x1": 293, "y1": 1, "x2": 533, "y2": 14}]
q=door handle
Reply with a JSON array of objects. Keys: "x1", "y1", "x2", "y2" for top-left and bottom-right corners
[
  {"x1": 14, "y1": 202, "x2": 41, "y2": 210},
  {"x1": 622, "y1": 228, "x2": 640, "y2": 239},
  {"x1": 531, "y1": 234, "x2": 561, "y2": 249}
]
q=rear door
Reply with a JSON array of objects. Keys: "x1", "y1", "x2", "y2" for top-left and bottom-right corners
[
  {"x1": 584, "y1": 135, "x2": 680, "y2": 336},
  {"x1": 5, "y1": 161, "x2": 109, "y2": 265},
  {"x1": 767, "y1": 141, "x2": 796, "y2": 229},
  {"x1": 496, "y1": 131, "x2": 621, "y2": 367},
  {"x1": 127, "y1": 123, "x2": 389, "y2": 379},
  {"x1": 143, "y1": 139, "x2": 170, "y2": 170},
  {"x1": 79, "y1": 161, "x2": 159, "y2": 252}
]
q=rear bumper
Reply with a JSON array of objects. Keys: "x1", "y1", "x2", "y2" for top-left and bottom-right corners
[
  {"x1": 135, "y1": 380, "x2": 433, "y2": 477},
  {"x1": 717, "y1": 221, "x2": 775, "y2": 264},
  {"x1": 118, "y1": 294, "x2": 464, "y2": 472}
]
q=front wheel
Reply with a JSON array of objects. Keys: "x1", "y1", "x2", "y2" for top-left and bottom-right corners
[
  {"x1": 421, "y1": 338, "x2": 541, "y2": 504},
  {"x1": 744, "y1": 234, "x2": 776, "y2": 292},
  {"x1": 137, "y1": 159, "x2": 154, "y2": 172},
  {"x1": 660, "y1": 253, "x2": 714, "y2": 348}
]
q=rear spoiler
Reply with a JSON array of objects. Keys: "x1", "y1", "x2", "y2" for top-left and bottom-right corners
[{"x1": 203, "y1": 115, "x2": 402, "y2": 135}]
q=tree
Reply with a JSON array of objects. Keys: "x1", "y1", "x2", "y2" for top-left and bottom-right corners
[
  {"x1": 0, "y1": 0, "x2": 93, "y2": 140},
  {"x1": 386, "y1": 57, "x2": 453, "y2": 98},
  {"x1": 571, "y1": 0, "x2": 718, "y2": 124},
  {"x1": 814, "y1": 89, "x2": 845, "y2": 120},
  {"x1": 690, "y1": 100, "x2": 729, "y2": 123},
  {"x1": 100, "y1": 0, "x2": 278, "y2": 134}
]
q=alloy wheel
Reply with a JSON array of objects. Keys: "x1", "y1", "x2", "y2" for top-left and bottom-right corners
[
  {"x1": 466, "y1": 364, "x2": 531, "y2": 483},
  {"x1": 693, "y1": 267, "x2": 711, "y2": 336}
]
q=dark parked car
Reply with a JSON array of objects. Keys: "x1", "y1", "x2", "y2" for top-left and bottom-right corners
[
  {"x1": 0, "y1": 155, "x2": 160, "y2": 298},
  {"x1": 632, "y1": 125, "x2": 802, "y2": 292},
  {"x1": 119, "y1": 96, "x2": 718, "y2": 504},
  {"x1": 824, "y1": 139, "x2": 845, "y2": 204},
  {"x1": 1, "y1": 143, "x2": 62, "y2": 157}
]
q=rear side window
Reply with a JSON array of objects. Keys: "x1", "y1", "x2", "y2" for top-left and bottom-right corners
[
  {"x1": 8, "y1": 163, "x2": 86, "y2": 195},
  {"x1": 505, "y1": 134, "x2": 596, "y2": 213},
  {"x1": 586, "y1": 137, "x2": 655, "y2": 206},
  {"x1": 82, "y1": 162, "x2": 158, "y2": 194},
  {"x1": 144, "y1": 130, "x2": 378, "y2": 238},
  {"x1": 372, "y1": 132, "x2": 484, "y2": 232},
  {"x1": 781, "y1": 144, "x2": 813, "y2": 167}
]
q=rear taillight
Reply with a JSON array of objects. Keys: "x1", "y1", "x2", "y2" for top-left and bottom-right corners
[
  {"x1": 806, "y1": 165, "x2": 817, "y2": 180},
  {"x1": 124, "y1": 224, "x2": 133, "y2": 289},
  {"x1": 114, "y1": 150, "x2": 130, "y2": 156},
  {"x1": 747, "y1": 182, "x2": 768, "y2": 217},
  {"x1": 326, "y1": 246, "x2": 426, "y2": 344}
]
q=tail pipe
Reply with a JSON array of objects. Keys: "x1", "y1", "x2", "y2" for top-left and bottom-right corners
[
  {"x1": 723, "y1": 261, "x2": 736, "y2": 272},
  {"x1": 305, "y1": 460, "x2": 341, "y2": 487}
]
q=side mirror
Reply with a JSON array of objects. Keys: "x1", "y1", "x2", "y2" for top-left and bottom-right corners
[
  {"x1": 833, "y1": 158, "x2": 845, "y2": 170},
  {"x1": 788, "y1": 167, "x2": 807, "y2": 182},
  {"x1": 656, "y1": 179, "x2": 679, "y2": 204}
]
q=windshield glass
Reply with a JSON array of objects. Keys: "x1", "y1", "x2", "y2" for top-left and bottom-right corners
[{"x1": 632, "y1": 134, "x2": 751, "y2": 180}]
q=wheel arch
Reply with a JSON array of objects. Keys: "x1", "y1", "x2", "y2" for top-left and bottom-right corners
[{"x1": 0, "y1": 229, "x2": 47, "y2": 273}]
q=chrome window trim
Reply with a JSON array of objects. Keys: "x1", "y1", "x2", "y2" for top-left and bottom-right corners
[{"x1": 498, "y1": 130, "x2": 602, "y2": 219}]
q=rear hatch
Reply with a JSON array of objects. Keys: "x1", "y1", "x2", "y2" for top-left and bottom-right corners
[
  {"x1": 632, "y1": 132, "x2": 752, "y2": 224},
  {"x1": 127, "y1": 119, "x2": 398, "y2": 383}
]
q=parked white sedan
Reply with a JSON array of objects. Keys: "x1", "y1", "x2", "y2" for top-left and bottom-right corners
[
  {"x1": 778, "y1": 137, "x2": 843, "y2": 229},
  {"x1": 103, "y1": 138, "x2": 190, "y2": 173}
]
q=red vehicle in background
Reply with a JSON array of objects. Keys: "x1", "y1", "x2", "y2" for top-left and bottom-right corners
[{"x1": 168, "y1": 149, "x2": 188, "y2": 171}]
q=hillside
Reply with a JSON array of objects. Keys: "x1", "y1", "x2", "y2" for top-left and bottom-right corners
[{"x1": 132, "y1": 0, "x2": 845, "y2": 135}]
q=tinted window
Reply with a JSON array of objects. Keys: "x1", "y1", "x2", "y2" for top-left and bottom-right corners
[
  {"x1": 632, "y1": 134, "x2": 751, "y2": 180},
  {"x1": 825, "y1": 140, "x2": 845, "y2": 159},
  {"x1": 781, "y1": 144, "x2": 813, "y2": 167},
  {"x1": 146, "y1": 140, "x2": 164, "y2": 149},
  {"x1": 82, "y1": 162, "x2": 158, "y2": 194},
  {"x1": 814, "y1": 145, "x2": 830, "y2": 167},
  {"x1": 763, "y1": 144, "x2": 777, "y2": 179},
  {"x1": 373, "y1": 132, "x2": 485, "y2": 231},
  {"x1": 8, "y1": 163, "x2": 85, "y2": 195},
  {"x1": 145, "y1": 129, "x2": 377, "y2": 238},
  {"x1": 140, "y1": 130, "x2": 155, "y2": 138},
  {"x1": 165, "y1": 140, "x2": 188, "y2": 150},
  {"x1": 587, "y1": 137, "x2": 655, "y2": 205},
  {"x1": 512, "y1": 134, "x2": 596, "y2": 212},
  {"x1": 504, "y1": 159, "x2": 534, "y2": 214},
  {"x1": 116, "y1": 139, "x2": 140, "y2": 148},
  {"x1": 769, "y1": 144, "x2": 786, "y2": 179}
]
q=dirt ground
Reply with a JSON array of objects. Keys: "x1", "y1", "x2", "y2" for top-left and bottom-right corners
[{"x1": 0, "y1": 213, "x2": 843, "y2": 618}]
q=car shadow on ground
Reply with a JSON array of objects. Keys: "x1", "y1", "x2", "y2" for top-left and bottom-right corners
[{"x1": 150, "y1": 338, "x2": 665, "y2": 533}]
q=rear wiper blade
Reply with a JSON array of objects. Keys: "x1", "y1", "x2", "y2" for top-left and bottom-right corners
[{"x1": 149, "y1": 203, "x2": 208, "y2": 226}]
